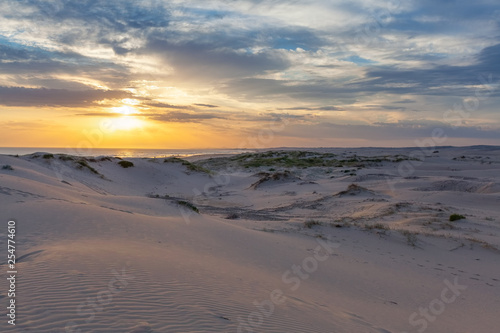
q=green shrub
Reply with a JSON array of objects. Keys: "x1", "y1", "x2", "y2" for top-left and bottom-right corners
[
  {"x1": 164, "y1": 157, "x2": 184, "y2": 163},
  {"x1": 400, "y1": 230, "x2": 418, "y2": 247},
  {"x1": 43, "y1": 153, "x2": 54, "y2": 159},
  {"x1": 365, "y1": 223, "x2": 389, "y2": 230},
  {"x1": 147, "y1": 193, "x2": 170, "y2": 199},
  {"x1": 449, "y1": 214, "x2": 466, "y2": 222},
  {"x1": 118, "y1": 160, "x2": 134, "y2": 168},
  {"x1": 226, "y1": 213, "x2": 239, "y2": 220},
  {"x1": 304, "y1": 220, "x2": 322, "y2": 228},
  {"x1": 2, "y1": 165, "x2": 14, "y2": 170},
  {"x1": 165, "y1": 157, "x2": 211, "y2": 174},
  {"x1": 76, "y1": 160, "x2": 100, "y2": 174},
  {"x1": 177, "y1": 200, "x2": 199, "y2": 213},
  {"x1": 59, "y1": 155, "x2": 74, "y2": 161},
  {"x1": 182, "y1": 161, "x2": 211, "y2": 174}
]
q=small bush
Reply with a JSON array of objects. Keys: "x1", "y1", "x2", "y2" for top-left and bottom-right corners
[
  {"x1": 449, "y1": 214, "x2": 466, "y2": 222},
  {"x1": 177, "y1": 200, "x2": 199, "y2": 213},
  {"x1": 43, "y1": 153, "x2": 54, "y2": 159},
  {"x1": 365, "y1": 223, "x2": 389, "y2": 230},
  {"x1": 76, "y1": 159, "x2": 100, "y2": 175},
  {"x1": 304, "y1": 220, "x2": 322, "y2": 228},
  {"x1": 146, "y1": 193, "x2": 170, "y2": 199},
  {"x1": 2, "y1": 165, "x2": 14, "y2": 171},
  {"x1": 400, "y1": 230, "x2": 418, "y2": 247},
  {"x1": 118, "y1": 160, "x2": 134, "y2": 168},
  {"x1": 182, "y1": 161, "x2": 211, "y2": 174},
  {"x1": 59, "y1": 155, "x2": 74, "y2": 161},
  {"x1": 165, "y1": 157, "x2": 211, "y2": 174},
  {"x1": 164, "y1": 157, "x2": 184, "y2": 163},
  {"x1": 226, "y1": 213, "x2": 240, "y2": 220}
]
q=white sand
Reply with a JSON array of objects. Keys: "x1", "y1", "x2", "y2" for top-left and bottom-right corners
[{"x1": 0, "y1": 147, "x2": 499, "y2": 332}]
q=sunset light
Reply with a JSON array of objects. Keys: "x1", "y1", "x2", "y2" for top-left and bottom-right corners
[
  {"x1": 112, "y1": 105, "x2": 139, "y2": 116},
  {"x1": 0, "y1": 0, "x2": 498, "y2": 149},
  {"x1": 1, "y1": 2, "x2": 499, "y2": 333},
  {"x1": 110, "y1": 116, "x2": 144, "y2": 131}
]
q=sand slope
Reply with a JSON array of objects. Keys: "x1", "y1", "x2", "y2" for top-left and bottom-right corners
[{"x1": 0, "y1": 147, "x2": 499, "y2": 332}]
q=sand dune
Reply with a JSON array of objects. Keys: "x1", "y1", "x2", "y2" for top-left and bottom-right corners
[{"x1": 0, "y1": 147, "x2": 499, "y2": 332}]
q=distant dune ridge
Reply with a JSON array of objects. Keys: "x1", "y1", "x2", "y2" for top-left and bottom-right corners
[{"x1": 0, "y1": 146, "x2": 499, "y2": 332}]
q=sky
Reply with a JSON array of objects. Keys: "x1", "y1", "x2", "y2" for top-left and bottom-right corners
[{"x1": 1, "y1": 0, "x2": 500, "y2": 149}]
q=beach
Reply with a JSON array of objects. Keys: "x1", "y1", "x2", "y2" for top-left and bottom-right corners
[{"x1": 0, "y1": 146, "x2": 499, "y2": 332}]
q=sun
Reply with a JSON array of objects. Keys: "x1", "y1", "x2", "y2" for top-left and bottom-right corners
[
  {"x1": 109, "y1": 105, "x2": 144, "y2": 130},
  {"x1": 112, "y1": 105, "x2": 138, "y2": 115}
]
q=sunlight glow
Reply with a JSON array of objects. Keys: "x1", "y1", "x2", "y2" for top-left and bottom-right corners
[
  {"x1": 110, "y1": 116, "x2": 144, "y2": 131},
  {"x1": 112, "y1": 105, "x2": 139, "y2": 115},
  {"x1": 121, "y1": 98, "x2": 141, "y2": 105},
  {"x1": 108, "y1": 104, "x2": 144, "y2": 130}
]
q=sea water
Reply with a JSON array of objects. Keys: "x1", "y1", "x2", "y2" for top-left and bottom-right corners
[{"x1": 0, "y1": 147, "x2": 254, "y2": 158}]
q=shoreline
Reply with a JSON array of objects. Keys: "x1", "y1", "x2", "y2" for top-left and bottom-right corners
[{"x1": 1, "y1": 144, "x2": 499, "y2": 159}]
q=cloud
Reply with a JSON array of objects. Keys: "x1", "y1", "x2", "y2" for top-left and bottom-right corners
[
  {"x1": 364, "y1": 104, "x2": 407, "y2": 111},
  {"x1": 1, "y1": 0, "x2": 500, "y2": 144},
  {"x1": 279, "y1": 121, "x2": 500, "y2": 141},
  {"x1": 18, "y1": 0, "x2": 171, "y2": 36},
  {"x1": 363, "y1": 43, "x2": 500, "y2": 96},
  {"x1": 220, "y1": 40, "x2": 500, "y2": 104},
  {"x1": 277, "y1": 106, "x2": 343, "y2": 111},
  {"x1": 259, "y1": 112, "x2": 312, "y2": 121},
  {"x1": 144, "y1": 102, "x2": 189, "y2": 110},
  {"x1": 394, "y1": 99, "x2": 416, "y2": 104},
  {"x1": 144, "y1": 35, "x2": 291, "y2": 80},
  {"x1": 0, "y1": 86, "x2": 130, "y2": 107},
  {"x1": 75, "y1": 112, "x2": 124, "y2": 117},
  {"x1": 219, "y1": 77, "x2": 361, "y2": 102},
  {"x1": 0, "y1": 42, "x2": 37, "y2": 60},
  {"x1": 194, "y1": 103, "x2": 219, "y2": 108},
  {"x1": 149, "y1": 111, "x2": 225, "y2": 123},
  {"x1": 0, "y1": 41, "x2": 130, "y2": 88}
]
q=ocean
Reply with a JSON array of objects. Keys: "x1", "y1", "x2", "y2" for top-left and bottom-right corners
[{"x1": 0, "y1": 147, "x2": 255, "y2": 158}]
